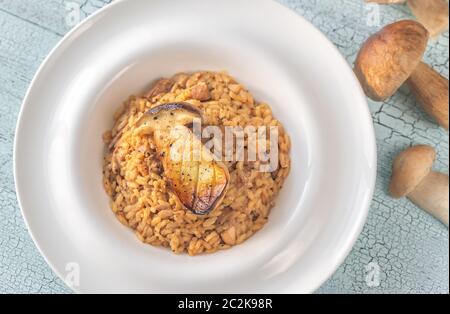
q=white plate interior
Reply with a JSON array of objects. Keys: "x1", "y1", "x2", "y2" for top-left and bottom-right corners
[{"x1": 14, "y1": 0, "x2": 376, "y2": 293}]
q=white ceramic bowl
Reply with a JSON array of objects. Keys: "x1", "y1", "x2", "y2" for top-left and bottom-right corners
[{"x1": 14, "y1": 0, "x2": 376, "y2": 293}]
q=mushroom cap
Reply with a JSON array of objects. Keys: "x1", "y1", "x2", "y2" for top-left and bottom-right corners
[
  {"x1": 389, "y1": 145, "x2": 436, "y2": 198},
  {"x1": 354, "y1": 20, "x2": 429, "y2": 101}
]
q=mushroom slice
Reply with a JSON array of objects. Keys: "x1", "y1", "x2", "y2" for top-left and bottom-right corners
[
  {"x1": 137, "y1": 103, "x2": 229, "y2": 215},
  {"x1": 354, "y1": 20, "x2": 429, "y2": 101}
]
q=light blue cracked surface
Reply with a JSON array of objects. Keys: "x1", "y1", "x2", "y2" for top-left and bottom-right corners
[{"x1": 0, "y1": 0, "x2": 448, "y2": 294}]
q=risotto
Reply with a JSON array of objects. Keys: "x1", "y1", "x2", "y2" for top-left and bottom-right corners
[{"x1": 102, "y1": 71, "x2": 291, "y2": 256}]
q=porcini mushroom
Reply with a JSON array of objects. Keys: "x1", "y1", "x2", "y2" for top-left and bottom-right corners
[
  {"x1": 407, "y1": 0, "x2": 449, "y2": 38},
  {"x1": 390, "y1": 145, "x2": 449, "y2": 226},
  {"x1": 354, "y1": 20, "x2": 449, "y2": 129},
  {"x1": 137, "y1": 103, "x2": 229, "y2": 215}
]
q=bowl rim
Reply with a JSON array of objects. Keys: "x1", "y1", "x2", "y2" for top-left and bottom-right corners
[{"x1": 13, "y1": 0, "x2": 377, "y2": 293}]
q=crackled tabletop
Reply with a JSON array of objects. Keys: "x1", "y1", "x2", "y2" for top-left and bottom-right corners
[{"x1": 0, "y1": 0, "x2": 448, "y2": 294}]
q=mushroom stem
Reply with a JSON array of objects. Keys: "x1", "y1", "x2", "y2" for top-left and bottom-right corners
[
  {"x1": 407, "y1": 171, "x2": 449, "y2": 226},
  {"x1": 407, "y1": 0, "x2": 449, "y2": 38},
  {"x1": 407, "y1": 61, "x2": 450, "y2": 129}
]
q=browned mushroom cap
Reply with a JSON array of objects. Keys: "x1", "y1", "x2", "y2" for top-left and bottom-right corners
[
  {"x1": 354, "y1": 20, "x2": 429, "y2": 101},
  {"x1": 389, "y1": 145, "x2": 436, "y2": 198},
  {"x1": 146, "y1": 102, "x2": 204, "y2": 120},
  {"x1": 137, "y1": 102, "x2": 204, "y2": 133}
]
